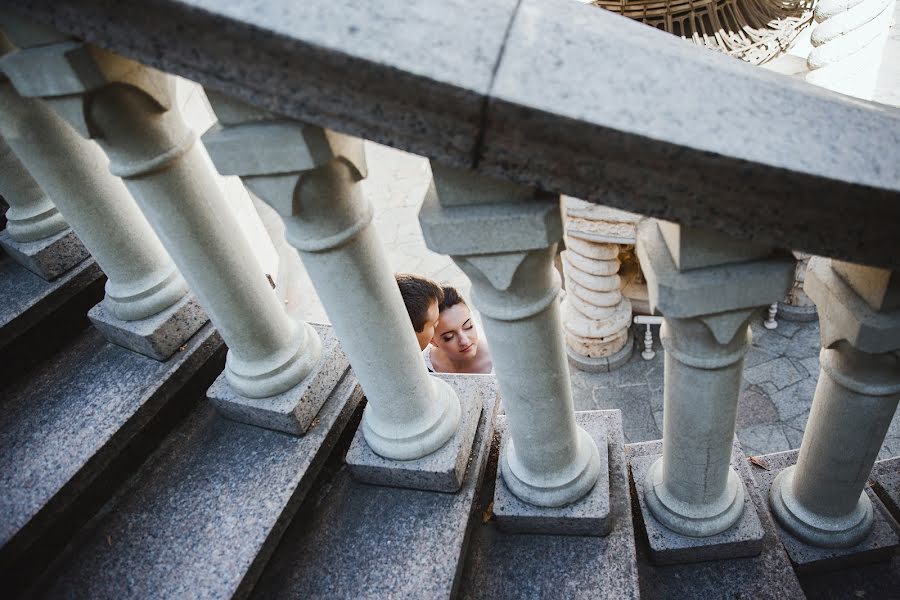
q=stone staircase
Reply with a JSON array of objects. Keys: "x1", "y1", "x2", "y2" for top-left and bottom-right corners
[{"x1": 4, "y1": 261, "x2": 899, "y2": 600}]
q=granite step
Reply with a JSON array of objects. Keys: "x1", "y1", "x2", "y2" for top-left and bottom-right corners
[
  {"x1": 251, "y1": 374, "x2": 500, "y2": 600},
  {"x1": 0, "y1": 323, "x2": 224, "y2": 592},
  {"x1": 458, "y1": 410, "x2": 640, "y2": 600},
  {"x1": 30, "y1": 361, "x2": 363, "y2": 600},
  {"x1": 0, "y1": 254, "x2": 104, "y2": 376}
]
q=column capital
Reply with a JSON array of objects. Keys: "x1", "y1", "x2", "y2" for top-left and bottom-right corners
[{"x1": 805, "y1": 258, "x2": 900, "y2": 353}]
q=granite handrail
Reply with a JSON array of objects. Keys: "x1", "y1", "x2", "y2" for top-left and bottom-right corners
[{"x1": 6, "y1": 0, "x2": 900, "y2": 268}]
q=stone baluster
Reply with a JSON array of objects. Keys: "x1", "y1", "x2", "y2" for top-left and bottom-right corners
[
  {"x1": 769, "y1": 260, "x2": 900, "y2": 549},
  {"x1": 0, "y1": 29, "x2": 207, "y2": 361},
  {"x1": 0, "y1": 31, "x2": 325, "y2": 422},
  {"x1": 632, "y1": 220, "x2": 793, "y2": 560},
  {"x1": 420, "y1": 165, "x2": 608, "y2": 534},
  {"x1": 201, "y1": 92, "x2": 479, "y2": 490},
  {"x1": 0, "y1": 136, "x2": 89, "y2": 280},
  {"x1": 779, "y1": 252, "x2": 818, "y2": 321}
]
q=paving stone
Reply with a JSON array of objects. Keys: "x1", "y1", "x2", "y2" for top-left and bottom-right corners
[
  {"x1": 628, "y1": 439, "x2": 766, "y2": 564},
  {"x1": 251, "y1": 376, "x2": 501, "y2": 600},
  {"x1": 208, "y1": 324, "x2": 349, "y2": 435},
  {"x1": 753, "y1": 449, "x2": 900, "y2": 572},
  {"x1": 770, "y1": 377, "x2": 818, "y2": 421},
  {"x1": 770, "y1": 318, "x2": 803, "y2": 340},
  {"x1": 493, "y1": 411, "x2": 610, "y2": 536},
  {"x1": 88, "y1": 293, "x2": 209, "y2": 361},
  {"x1": 737, "y1": 423, "x2": 792, "y2": 457},
  {"x1": 744, "y1": 356, "x2": 805, "y2": 390},
  {"x1": 346, "y1": 373, "x2": 484, "y2": 492},
  {"x1": 745, "y1": 344, "x2": 778, "y2": 368},
  {"x1": 783, "y1": 322, "x2": 823, "y2": 359},
  {"x1": 457, "y1": 410, "x2": 641, "y2": 600},
  {"x1": 0, "y1": 323, "x2": 223, "y2": 580},
  {"x1": 0, "y1": 254, "x2": 102, "y2": 352},
  {"x1": 628, "y1": 443, "x2": 804, "y2": 599},
  {"x1": 34, "y1": 365, "x2": 362, "y2": 600},
  {"x1": 737, "y1": 384, "x2": 779, "y2": 428}
]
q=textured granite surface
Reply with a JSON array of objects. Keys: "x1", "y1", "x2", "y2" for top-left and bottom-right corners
[
  {"x1": 493, "y1": 411, "x2": 611, "y2": 536},
  {"x1": 0, "y1": 227, "x2": 89, "y2": 281},
  {"x1": 872, "y1": 457, "x2": 900, "y2": 521},
  {"x1": 457, "y1": 410, "x2": 640, "y2": 600},
  {"x1": 34, "y1": 369, "x2": 363, "y2": 600},
  {"x1": 0, "y1": 253, "x2": 101, "y2": 351},
  {"x1": 627, "y1": 443, "x2": 803, "y2": 599},
  {"x1": 251, "y1": 375, "x2": 501, "y2": 599},
  {"x1": 753, "y1": 449, "x2": 900, "y2": 571},
  {"x1": 208, "y1": 323, "x2": 349, "y2": 435},
  {"x1": 88, "y1": 293, "x2": 209, "y2": 361},
  {"x1": 567, "y1": 333, "x2": 634, "y2": 373},
  {"x1": 0, "y1": 323, "x2": 222, "y2": 570},
  {"x1": 628, "y1": 440, "x2": 765, "y2": 564},
  {"x1": 9, "y1": 0, "x2": 900, "y2": 269},
  {"x1": 346, "y1": 373, "x2": 484, "y2": 492}
]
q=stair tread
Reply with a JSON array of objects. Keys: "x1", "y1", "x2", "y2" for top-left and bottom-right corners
[
  {"x1": 35, "y1": 368, "x2": 362, "y2": 600},
  {"x1": 252, "y1": 374, "x2": 500, "y2": 600},
  {"x1": 0, "y1": 255, "x2": 101, "y2": 351},
  {"x1": 0, "y1": 323, "x2": 221, "y2": 559},
  {"x1": 459, "y1": 410, "x2": 640, "y2": 600}
]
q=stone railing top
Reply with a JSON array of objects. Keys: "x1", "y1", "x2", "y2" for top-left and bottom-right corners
[{"x1": 4, "y1": 0, "x2": 900, "y2": 269}]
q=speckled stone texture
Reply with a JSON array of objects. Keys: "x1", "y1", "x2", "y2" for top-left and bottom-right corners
[
  {"x1": 777, "y1": 301, "x2": 818, "y2": 322},
  {"x1": 0, "y1": 253, "x2": 101, "y2": 352},
  {"x1": 627, "y1": 445, "x2": 804, "y2": 599},
  {"x1": 566, "y1": 332, "x2": 634, "y2": 373},
  {"x1": 0, "y1": 323, "x2": 223, "y2": 577},
  {"x1": 871, "y1": 457, "x2": 900, "y2": 521},
  {"x1": 250, "y1": 376, "x2": 501, "y2": 599},
  {"x1": 346, "y1": 373, "x2": 484, "y2": 492},
  {"x1": 493, "y1": 411, "x2": 611, "y2": 536},
  {"x1": 457, "y1": 410, "x2": 639, "y2": 599},
  {"x1": 88, "y1": 293, "x2": 209, "y2": 361},
  {"x1": 752, "y1": 449, "x2": 900, "y2": 571},
  {"x1": 208, "y1": 323, "x2": 349, "y2": 435},
  {"x1": 33, "y1": 369, "x2": 363, "y2": 600},
  {"x1": 0, "y1": 227, "x2": 89, "y2": 281},
  {"x1": 628, "y1": 439, "x2": 765, "y2": 564}
]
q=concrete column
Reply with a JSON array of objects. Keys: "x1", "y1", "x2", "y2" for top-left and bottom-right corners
[
  {"x1": 636, "y1": 220, "x2": 794, "y2": 536},
  {"x1": 201, "y1": 94, "x2": 463, "y2": 460},
  {"x1": 420, "y1": 164, "x2": 601, "y2": 508},
  {"x1": 0, "y1": 40, "x2": 187, "y2": 320},
  {"x1": 769, "y1": 259, "x2": 900, "y2": 547},
  {"x1": 0, "y1": 35, "x2": 319, "y2": 396},
  {"x1": 0, "y1": 138, "x2": 67, "y2": 243}
]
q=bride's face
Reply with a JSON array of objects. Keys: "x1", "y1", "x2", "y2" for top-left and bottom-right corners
[{"x1": 432, "y1": 303, "x2": 479, "y2": 360}]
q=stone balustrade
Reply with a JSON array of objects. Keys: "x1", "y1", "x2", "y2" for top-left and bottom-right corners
[{"x1": 0, "y1": 1, "x2": 897, "y2": 572}]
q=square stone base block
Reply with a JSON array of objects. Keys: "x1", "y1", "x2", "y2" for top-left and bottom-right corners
[
  {"x1": 628, "y1": 439, "x2": 765, "y2": 565},
  {"x1": 493, "y1": 411, "x2": 611, "y2": 536},
  {"x1": 345, "y1": 373, "x2": 484, "y2": 493},
  {"x1": 0, "y1": 227, "x2": 90, "y2": 281},
  {"x1": 88, "y1": 293, "x2": 209, "y2": 361},
  {"x1": 753, "y1": 449, "x2": 900, "y2": 572},
  {"x1": 871, "y1": 457, "x2": 900, "y2": 521},
  {"x1": 208, "y1": 323, "x2": 349, "y2": 436}
]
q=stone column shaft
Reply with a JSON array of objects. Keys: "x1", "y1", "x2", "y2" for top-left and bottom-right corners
[
  {"x1": 0, "y1": 59, "x2": 186, "y2": 319},
  {"x1": 0, "y1": 138, "x2": 67, "y2": 243}
]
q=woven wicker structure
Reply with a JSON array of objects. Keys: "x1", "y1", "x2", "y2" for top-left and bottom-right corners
[{"x1": 592, "y1": 0, "x2": 814, "y2": 64}]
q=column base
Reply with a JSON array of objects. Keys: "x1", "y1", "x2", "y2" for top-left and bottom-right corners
[
  {"x1": 346, "y1": 374, "x2": 483, "y2": 493},
  {"x1": 776, "y1": 301, "x2": 818, "y2": 322},
  {"x1": 208, "y1": 323, "x2": 348, "y2": 436},
  {"x1": 0, "y1": 227, "x2": 90, "y2": 281},
  {"x1": 755, "y1": 449, "x2": 899, "y2": 571},
  {"x1": 627, "y1": 439, "x2": 765, "y2": 565},
  {"x1": 88, "y1": 293, "x2": 208, "y2": 361},
  {"x1": 493, "y1": 411, "x2": 610, "y2": 536},
  {"x1": 566, "y1": 330, "x2": 634, "y2": 372}
]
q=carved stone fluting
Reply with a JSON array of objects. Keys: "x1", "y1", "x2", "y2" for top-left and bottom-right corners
[
  {"x1": 1, "y1": 31, "x2": 320, "y2": 395},
  {"x1": 805, "y1": 0, "x2": 895, "y2": 98},
  {"x1": 421, "y1": 165, "x2": 603, "y2": 510},
  {"x1": 561, "y1": 197, "x2": 639, "y2": 372},
  {"x1": 0, "y1": 135, "x2": 90, "y2": 280},
  {"x1": 0, "y1": 29, "x2": 191, "y2": 333},
  {"x1": 769, "y1": 259, "x2": 900, "y2": 548},
  {"x1": 202, "y1": 92, "x2": 467, "y2": 465},
  {"x1": 636, "y1": 220, "x2": 794, "y2": 540},
  {"x1": 779, "y1": 251, "x2": 818, "y2": 321}
]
